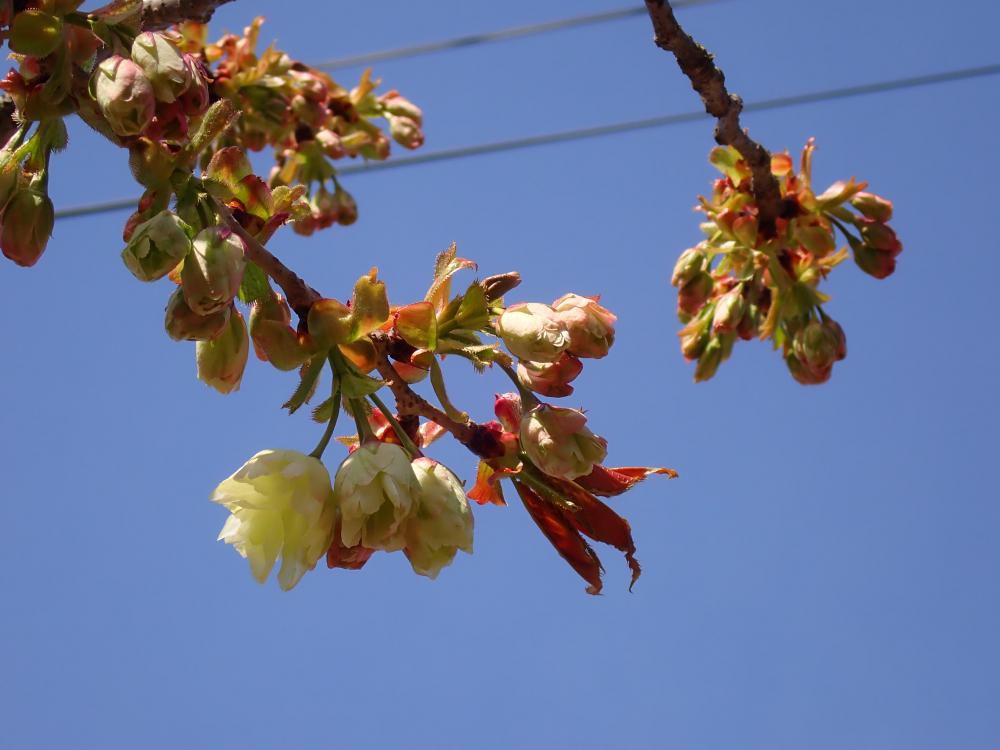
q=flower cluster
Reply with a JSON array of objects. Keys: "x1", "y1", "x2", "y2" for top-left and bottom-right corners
[
  {"x1": 671, "y1": 140, "x2": 902, "y2": 384},
  {"x1": 212, "y1": 445, "x2": 473, "y2": 589},
  {"x1": 205, "y1": 246, "x2": 672, "y2": 593}
]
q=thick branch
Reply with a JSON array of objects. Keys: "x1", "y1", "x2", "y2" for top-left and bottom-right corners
[
  {"x1": 140, "y1": 0, "x2": 235, "y2": 30},
  {"x1": 215, "y1": 203, "x2": 322, "y2": 317},
  {"x1": 644, "y1": 0, "x2": 783, "y2": 235}
]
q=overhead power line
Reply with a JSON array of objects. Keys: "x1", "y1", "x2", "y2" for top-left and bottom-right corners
[
  {"x1": 54, "y1": 63, "x2": 1000, "y2": 221},
  {"x1": 312, "y1": 0, "x2": 717, "y2": 72}
]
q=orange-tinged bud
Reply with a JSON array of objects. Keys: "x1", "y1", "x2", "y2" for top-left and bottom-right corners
[
  {"x1": 785, "y1": 351, "x2": 831, "y2": 385},
  {"x1": 677, "y1": 271, "x2": 713, "y2": 316},
  {"x1": 387, "y1": 115, "x2": 423, "y2": 150},
  {"x1": 732, "y1": 215, "x2": 758, "y2": 247},
  {"x1": 249, "y1": 295, "x2": 310, "y2": 371},
  {"x1": 793, "y1": 321, "x2": 840, "y2": 373},
  {"x1": 307, "y1": 297, "x2": 352, "y2": 349},
  {"x1": 551, "y1": 293, "x2": 616, "y2": 359},
  {"x1": 712, "y1": 286, "x2": 745, "y2": 333}
]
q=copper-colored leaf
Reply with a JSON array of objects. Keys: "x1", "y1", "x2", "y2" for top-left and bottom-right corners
[
  {"x1": 514, "y1": 481, "x2": 603, "y2": 595},
  {"x1": 468, "y1": 461, "x2": 506, "y2": 506},
  {"x1": 547, "y1": 479, "x2": 640, "y2": 590},
  {"x1": 576, "y1": 465, "x2": 678, "y2": 497}
]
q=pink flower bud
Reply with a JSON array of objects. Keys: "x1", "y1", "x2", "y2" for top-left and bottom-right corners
[
  {"x1": 495, "y1": 302, "x2": 570, "y2": 363},
  {"x1": 131, "y1": 32, "x2": 192, "y2": 104},
  {"x1": 858, "y1": 219, "x2": 902, "y2": 257},
  {"x1": 677, "y1": 271, "x2": 713, "y2": 316},
  {"x1": 520, "y1": 404, "x2": 607, "y2": 481},
  {"x1": 516, "y1": 353, "x2": 584, "y2": 398},
  {"x1": 379, "y1": 91, "x2": 423, "y2": 125},
  {"x1": 387, "y1": 115, "x2": 424, "y2": 150},
  {"x1": 551, "y1": 293, "x2": 616, "y2": 359},
  {"x1": 90, "y1": 55, "x2": 156, "y2": 136},
  {"x1": 494, "y1": 392, "x2": 523, "y2": 433}
]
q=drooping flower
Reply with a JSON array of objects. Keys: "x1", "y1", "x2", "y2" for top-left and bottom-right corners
[
  {"x1": 90, "y1": 55, "x2": 156, "y2": 136},
  {"x1": 332, "y1": 441, "x2": 420, "y2": 551},
  {"x1": 520, "y1": 404, "x2": 608, "y2": 481},
  {"x1": 516, "y1": 353, "x2": 584, "y2": 397},
  {"x1": 211, "y1": 449, "x2": 336, "y2": 591},
  {"x1": 404, "y1": 458, "x2": 474, "y2": 578},
  {"x1": 121, "y1": 209, "x2": 191, "y2": 281},
  {"x1": 494, "y1": 302, "x2": 570, "y2": 363}
]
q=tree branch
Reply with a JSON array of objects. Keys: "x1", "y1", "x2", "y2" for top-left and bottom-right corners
[
  {"x1": 140, "y1": 0, "x2": 235, "y2": 30},
  {"x1": 644, "y1": 0, "x2": 784, "y2": 236}
]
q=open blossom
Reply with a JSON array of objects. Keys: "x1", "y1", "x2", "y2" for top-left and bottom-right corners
[
  {"x1": 211, "y1": 450, "x2": 336, "y2": 591},
  {"x1": 551, "y1": 293, "x2": 616, "y2": 358},
  {"x1": 405, "y1": 458, "x2": 474, "y2": 578},
  {"x1": 520, "y1": 404, "x2": 608, "y2": 480},
  {"x1": 495, "y1": 302, "x2": 570, "y2": 363},
  {"x1": 333, "y1": 442, "x2": 420, "y2": 551}
]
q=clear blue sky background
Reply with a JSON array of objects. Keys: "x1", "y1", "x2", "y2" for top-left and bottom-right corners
[{"x1": 2, "y1": 1, "x2": 998, "y2": 747}]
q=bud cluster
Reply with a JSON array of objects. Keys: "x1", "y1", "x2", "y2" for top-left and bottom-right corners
[
  {"x1": 671, "y1": 140, "x2": 902, "y2": 383},
  {"x1": 177, "y1": 17, "x2": 425, "y2": 235}
]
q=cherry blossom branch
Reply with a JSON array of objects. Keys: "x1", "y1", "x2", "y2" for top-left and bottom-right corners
[
  {"x1": 141, "y1": 0, "x2": 235, "y2": 29},
  {"x1": 643, "y1": 0, "x2": 784, "y2": 235},
  {"x1": 214, "y1": 202, "x2": 322, "y2": 316}
]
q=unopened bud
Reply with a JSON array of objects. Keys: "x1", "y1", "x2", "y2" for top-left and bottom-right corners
[
  {"x1": 250, "y1": 295, "x2": 311, "y2": 371},
  {"x1": 315, "y1": 129, "x2": 345, "y2": 159},
  {"x1": 516, "y1": 353, "x2": 584, "y2": 398},
  {"x1": 307, "y1": 297, "x2": 352, "y2": 349},
  {"x1": 732, "y1": 215, "x2": 758, "y2": 248},
  {"x1": 91, "y1": 55, "x2": 156, "y2": 137},
  {"x1": 335, "y1": 188, "x2": 358, "y2": 226},
  {"x1": 858, "y1": 219, "x2": 902, "y2": 257},
  {"x1": 853, "y1": 243, "x2": 896, "y2": 280},
  {"x1": 181, "y1": 225, "x2": 246, "y2": 315},
  {"x1": 785, "y1": 351, "x2": 831, "y2": 385},
  {"x1": 128, "y1": 137, "x2": 177, "y2": 188},
  {"x1": 196, "y1": 307, "x2": 249, "y2": 394},
  {"x1": 131, "y1": 32, "x2": 192, "y2": 103},
  {"x1": 121, "y1": 210, "x2": 191, "y2": 281},
  {"x1": 387, "y1": 115, "x2": 424, "y2": 150},
  {"x1": 379, "y1": 92, "x2": 423, "y2": 125},
  {"x1": 1, "y1": 182, "x2": 54, "y2": 267},
  {"x1": 793, "y1": 320, "x2": 840, "y2": 373},
  {"x1": 671, "y1": 247, "x2": 706, "y2": 287},
  {"x1": 850, "y1": 192, "x2": 893, "y2": 223},
  {"x1": 164, "y1": 287, "x2": 230, "y2": 341},
  {"x1": 693, "y1": 337, "x2": 723, "y2": 382},
  {"x1": 677, "y1": 271, "x2": 713, "y2": 316},
  {"x1": 712, "y1": 286, "x2": 746, "y2": 333}
]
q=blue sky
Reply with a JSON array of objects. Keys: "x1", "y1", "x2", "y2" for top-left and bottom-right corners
[{"x1": 2, "y1": 0, "x2": 999, "y2": 747}]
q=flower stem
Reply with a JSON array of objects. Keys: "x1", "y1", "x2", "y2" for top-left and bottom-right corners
[
  {"x1": 369, "y1": 391, "x2": 422, "y2": 458},
  {"x1": 309, "y1": 358, "x2": 342, "y2": 459}
]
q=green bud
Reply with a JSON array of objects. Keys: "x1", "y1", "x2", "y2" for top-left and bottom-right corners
[
  {"x1": 793, "y1": 321, "x2": 840, "y2": 373},
  {"x1": 128, "y1": 138, "x2": 176, "y2": 189},
  {"x1": 249, "y1": 295, "x2": 310, "y2": 371},
  {"x1": 671, "y1": 247, "x2": 706, "y2": 287},
  {"x1": 307, "y1": 297, "x2": 352, "y2": 349},
  {"x1": 121, "y1": 210, "x2": 191, "y2": 282},
  {"x1": 677, "y1": 271, "x2": 713, "y2": 316},
  {"x1": 196, "y1": 308, "x2": 249, "y2": 394},
  {"x1": 693, "y1": 337, "x2": 723, "y2": 382},
  {"x1": 712, "y1": 286, "x2": 746, "y2": 333},
  {"x1": 850, "y1": 192, "x2": 893, "y2": 223},
  {"x1": 164, "y1": 287, "x2": 230, "y2": 341},
  {"x1": 181, "y1": 225, "x2": 246, "y2": 315}
]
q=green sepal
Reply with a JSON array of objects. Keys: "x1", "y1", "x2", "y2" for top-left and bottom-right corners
[
  {"x1": 238, "y1": 261, "x2": 271, "y2": 304},
  {"x1": 429, "y1": 357, "x2": 468, "y2": 423},
  {"x1": 283, "y1": 353, "x2": 325, "y2": 414}
]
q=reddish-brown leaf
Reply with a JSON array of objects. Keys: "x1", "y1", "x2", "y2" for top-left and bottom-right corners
[
  {"x1": 326, "y1": 519, "x2": 375, "y2": 570},
  {"x1": 549, "y1": 477, "x2": 643, "y2": 591},
  {"x1": 514, "y1": 480, "x2": 603, "y2": 595},
  {"x1": 576, "y1": 465, "x2": 678, "y2": 497}
]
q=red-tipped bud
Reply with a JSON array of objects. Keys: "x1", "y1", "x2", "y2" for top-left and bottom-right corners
[
  {"x1": 677, "y1": 271, "x2": 713, "y2": 316},
  {"x1": 850, "y1": 191, "x2": 893, "y2": 223},
  {"x1": 493, "y1": 392, "x2": 523, "y2": 433}
]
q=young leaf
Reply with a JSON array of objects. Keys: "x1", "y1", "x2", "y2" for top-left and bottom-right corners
[
  {"x1": 340, "y1": 370, "x2": 386, "y2": 399},
  {"x1": 238, "y1": 261, "x2": 271, "y2": 304},
  {"x1": 455, "y1": 282, "x2": 490, "y2": 330},
  {"x1": 514, "y1": 481, "x2": 603, "y2": 595},
  {"x1": 311, "y1": 392, "x2": 341, "y2": 424},
  {"x1": 283, "y1": 354, "x2": 325, "y2": 414},
  {"x1": 425, "y1": 243, "x2": 477, "y2": 313}
]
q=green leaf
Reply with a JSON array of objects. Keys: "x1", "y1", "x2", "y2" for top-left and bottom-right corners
[
  {"x1": 709, "y1": 145, "x2": 749, "y2": 182},
  {"x1": 184, "y1": 100, "x2": 238, "y2": 162},
  {"x1": 348, "y1": 269, "x2": 390, "y2": 341},
  {"x1": 429, "y1": 357, "x2": 468, "y2": 423},
  {"x1": 283, "y1": 354, "x2": 325, "y2": 414},
  {"x1": 340, "y1": 370, "x2": 386, "y2": 399},
  {"x1": 238, "y1": 261, "x2": 271, "y2": 304},
  {"x1": 311, "y1": 389, "x2": 341, "y2": 423},
  {"x1": 455, "y1": 282, "x2": 490, "y2": 330}
]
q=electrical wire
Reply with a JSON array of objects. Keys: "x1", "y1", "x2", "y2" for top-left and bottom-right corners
[
  {"x1": 54, "y1": 62, "x2": 1000, "y2": 221},
  {"x1": 312, "y1": 0, "x2": 717, "y2": 72}
]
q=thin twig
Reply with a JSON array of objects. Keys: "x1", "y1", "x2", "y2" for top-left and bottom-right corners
[
  {"x1": 140, "y1": 0, "x2": 235, "y2": 29},
  {"x1": 644, "y1": 0, "x2": 783, "y2": 235},
  {"x1": 214, "y1": 202, "x2": 322, "y2": 317}
]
